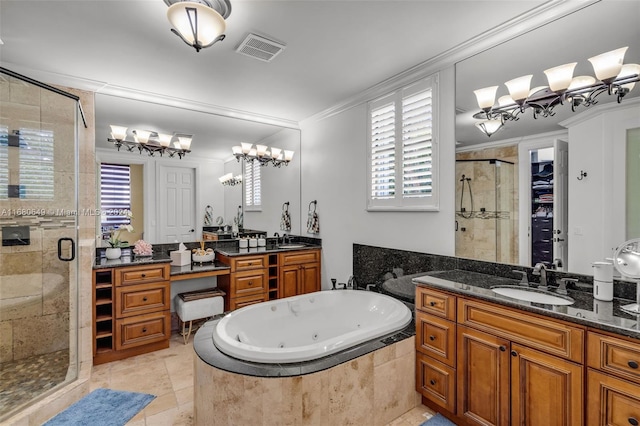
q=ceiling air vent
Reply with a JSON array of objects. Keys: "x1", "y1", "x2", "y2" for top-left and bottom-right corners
[{"x1": 235, "y1": 33, "x2": 286, "y2": 62}]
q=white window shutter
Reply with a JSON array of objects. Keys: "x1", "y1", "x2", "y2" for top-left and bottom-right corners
[{"x1": 367, "y1": 75, "x2": 438, "y2": 211}]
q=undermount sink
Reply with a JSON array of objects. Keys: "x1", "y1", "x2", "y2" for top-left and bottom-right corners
[
  {"x1": 277, "y1": 244, "x2": 307, "y2": 249},
  {"x1": 491, "y1": 285, "x2": 574, "y2": 306}
]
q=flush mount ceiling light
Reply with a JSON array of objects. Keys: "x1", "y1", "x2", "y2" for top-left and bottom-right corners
[
  {"x1": 472, "y1": 46, "x2": 640, "y2": 137},
  {"x1": 108, "y1": 125, "x2": 192, "y2": 159},
  {"x1": 164, "y1": 0, "x2": 231, "y2": 52}
]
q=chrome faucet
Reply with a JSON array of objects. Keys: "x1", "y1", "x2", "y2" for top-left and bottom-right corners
[
  {"x1": 532, "y1": 263, "x2": 548, "y2": 291},
  {"x1": 512, "y1": 270, "x2": 529, "y2": 287}
]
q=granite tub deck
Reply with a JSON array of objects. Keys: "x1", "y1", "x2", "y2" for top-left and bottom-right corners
[
  {"x1": 193, "y1": 320, "x2": 419, "y2": 425},
  {"x1": 412, "y1": 270, "x2": 640, "y2": 340}
]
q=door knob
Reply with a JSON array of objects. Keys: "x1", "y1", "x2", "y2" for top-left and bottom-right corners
[
  {"x1": 510, "y1": 350, "x2": 518, "y2": 357},
  {"x1": 499, "y1": 345, "x2": 506, "y2": 352}
]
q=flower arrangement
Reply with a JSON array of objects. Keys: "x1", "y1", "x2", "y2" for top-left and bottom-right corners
[
  {"x1": 133, "y1": 239, "x2": 153, "y2": 256},
  {"x1": 108, "y1": 224, "x2": 134, "y2": 248}
]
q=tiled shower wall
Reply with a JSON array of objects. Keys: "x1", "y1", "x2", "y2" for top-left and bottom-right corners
[
  {"x1": 455, "y1": 145, "x2": 519, "y2": 264},
  {"x1": 1, "y1": 74, "x2": 96, "y2": 424}
]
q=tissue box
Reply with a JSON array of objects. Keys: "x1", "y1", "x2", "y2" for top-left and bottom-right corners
[{"x1": 170, "y1": 250, "x2": 191, "y2": 266}]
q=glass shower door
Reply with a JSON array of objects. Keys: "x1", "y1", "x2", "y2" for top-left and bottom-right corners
[{"x1": 0, "y1": 69, "x2": 79, "y2": 420}]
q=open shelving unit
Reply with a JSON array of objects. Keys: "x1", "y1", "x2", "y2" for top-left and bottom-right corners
[
  {"x1": 268, "y1": 253, "x2": 279, "y2": 300},
  {"x1": 93, "y1": 269, "x2": 114, "y2": 354}
]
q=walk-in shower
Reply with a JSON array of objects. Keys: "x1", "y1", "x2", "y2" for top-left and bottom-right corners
[
  {"x1": 0, "y1": 68, "x2": 81, "y2": 420},
  {"x1": 455, "y1": 159, "x2": 516, "y2": 264}
]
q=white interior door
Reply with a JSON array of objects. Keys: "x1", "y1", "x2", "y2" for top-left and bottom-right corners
[
  {"x1": 553, "y1": 139, "x2": 569, "y2": 270},
  {"x1": 158, "y1": 165, "x2": 196, "y2": 243}
]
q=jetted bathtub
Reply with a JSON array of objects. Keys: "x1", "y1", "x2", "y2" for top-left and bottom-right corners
[{"x1": 212, "y1": 290, "x2": 412, "y2": 363}]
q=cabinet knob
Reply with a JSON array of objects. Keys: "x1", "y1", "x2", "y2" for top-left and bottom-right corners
[
  {"x1": 429, "y1": 301, "x2": 436, "y2": 306},
  {"x1": 429, "y1": 335, "x2": 436, "y2": 341},
  {"x1": 429, "y1": 379, "x2": 436, "y2": 386},
  {"x1": 248, "y1": 281, "x2": 253, "y2": 286},
  {"x1": 499, "y1": 345, "x2": 506, "y2": 352},
  {"x1": 142, "y1": 327, "x2": 147, "y2": 333},
  {"x1": 629, "y1": 418, "x2": 639, "y2": 426},
  {"x1": 143, "y1": 297, "x2": 148, "y2": 302},
  {"x1": 141, "y1": 274, "x2": 146, "y2": 278},
  {"x1": 510, "y1": 350, "x2": 518, "y2": 357},
  {"x1": 628, "y1": 360, "x2": 639, "y2": 369}
]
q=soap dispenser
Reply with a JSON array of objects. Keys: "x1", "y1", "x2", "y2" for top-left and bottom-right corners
[{"x1": 592, "y1": 261, "x2": 613, "y2": 301}]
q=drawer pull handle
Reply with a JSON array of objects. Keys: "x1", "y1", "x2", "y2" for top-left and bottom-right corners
[
  {"x1": 142, "y1": 327, "x2": 147, "y2": 333},
  {"x1": 429, "y1": 335, "x2": 436, "y2": 341},
  {"x1": 510, "y1": 350, "x2": 518, "y2": 357},
  {"x1": 143, "y1": 297, "x2": 148, "y2": 302},
  {"x1": 141, "y1": 274, "x2": 146, "y2": 278},
  {"x1": 248, "y1": 281, "x2": 253, "y2": 286},
  {"x1": 429, "y1": 379, "x2": 436, "y2": 386},
  {"x1": 628, "y1": 360, "x2": 639, "y2": 369},
  {"x1": 499, "y1": 345, "x2": 506, "y2": 352},
  {"x1": 429, "y1": 301, "x2": 436, "y2": 307},
  {"x1": 629, "y1": 418, "x2": 639, "y2": 426}
]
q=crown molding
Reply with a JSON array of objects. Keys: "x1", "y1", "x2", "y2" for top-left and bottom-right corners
[
  {"x1": 304, "y1": 0, "x2": 600, "y2": 124},
  {"x1": 456, "y1": 129, "x2": 568, "y2": 153},
  {"x1": 1, "y1": 62, "x2": 300, "y2": 131}
]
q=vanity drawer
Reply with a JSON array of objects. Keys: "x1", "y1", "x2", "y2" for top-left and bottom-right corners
[
  {"x1": 416, "y1": 286, "x2": 456, "y2": 321},
  {"x1": 416, "y1": 311, "x2": 456, "y2": 367},
  {"x1": 115, "y1": 282, "x2": 171, "y2": 319},
  {"x1": 233, "y1": 269, "x2": 267, "y2": 296},
  {"x1": 279, "y1": 249, "x2": 320, "y2": 266},
  {"x1": 229, "y1": 293, "x2": 268, "y2": 310},
  {"x1": 457, "y1": 298, "x2": 584, "y2": 363},
  {"x1": 588, "y1": 332, "x2": 640, "y2": 385},
  {"x1": 232, "y1": 255, "x2": 267, "y2": 271},
  {"x1": 416, "y1": 352, "x2": 456, "y2": 413},
  {"x1": 115, "y1": 311, "x2": 170, "y2": 350},
  {"x1": 115, "y1": 264, "x2": 170, "y2": 286}
]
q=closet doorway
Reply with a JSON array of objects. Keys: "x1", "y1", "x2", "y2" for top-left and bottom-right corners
[{"x1": 519, "y1": 139, "x2": 568, "y2": 269}]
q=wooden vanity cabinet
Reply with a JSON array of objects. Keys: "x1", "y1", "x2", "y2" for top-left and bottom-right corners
[
  {"x1": 216, "y1": 253, "x2": 268, "y2": 311},
  {"x1": 93, "y1": 263, "x2": 171, "y2": 365},
  {"x1": 278, "y1": 249, "x2": 321, "y2": 298},
  {"x1": 416, "y1": 285, "x2": 585, "y2": 426},
  {"x1": 587, "y1": 331, "x2": 640, "y2": 426}
]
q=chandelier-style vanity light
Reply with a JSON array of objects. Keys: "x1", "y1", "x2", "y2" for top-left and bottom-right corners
[
  {"x1": 108, "y1": 125, "x2": 192, "y2": 159},
  {"x1": 231, "y1": 142, "x2": 295, "y2": 167},
  {"x1": 218, "y1": 173, "x2": 242, "y2": 186},
  {"x1": 473, "y1": 46, "x2": 640, "y2": 137},
  {"x1": 164, "y1": 0, "x2": 231, "y2": 52}
]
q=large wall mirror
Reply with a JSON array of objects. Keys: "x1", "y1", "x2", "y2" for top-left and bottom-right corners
[
  {"x1": 94, "y1": 93, "x2": 301, "y2": 245},
  {"x1": 454, "y1": 0, "x2": 640, "y2": 275}
]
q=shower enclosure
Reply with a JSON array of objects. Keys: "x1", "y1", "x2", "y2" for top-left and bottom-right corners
[
  {"x1": 455, "y1": 159, "x2": 516, "y2": 264},
  {"x1": 0, "y1": 68, "x2": 80, "y2": 420}
]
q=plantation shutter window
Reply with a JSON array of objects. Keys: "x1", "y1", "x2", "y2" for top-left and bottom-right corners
[
  {"x1": 244, "y1": 160, "x2": 262, "y2": 210},
  {"x1": 100, "y1": 163, "x2": 132, "y2": 231},
  {"x1": 367, "y1": 76, "x2": 438, "y2": 211}
]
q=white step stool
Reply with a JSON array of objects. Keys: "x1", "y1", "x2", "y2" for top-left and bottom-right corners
[{"x1": 175, "y1": 288, "x2": 225, "y2": 344}]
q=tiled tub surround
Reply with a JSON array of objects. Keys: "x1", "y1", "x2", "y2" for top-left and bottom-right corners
[{"x1": 193, "y1": 320, "x2": 419, "y2": 425}]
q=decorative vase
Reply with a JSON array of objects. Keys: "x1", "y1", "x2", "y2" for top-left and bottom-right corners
[{"x1": 105, "y1": 247, "x2": 122, "y2": 260}]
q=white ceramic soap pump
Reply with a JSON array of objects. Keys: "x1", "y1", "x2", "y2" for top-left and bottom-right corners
[{"x1": 592, "y1": 261, "x2": 613, "y2": 301}]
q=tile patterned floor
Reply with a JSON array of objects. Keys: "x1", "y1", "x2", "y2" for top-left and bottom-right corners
[
  {"x1": 0, "y1": 349, "x2": 69, "y2": 415},
  {"x1": 90, "y1": 333, "x2": 436, "y2": 425}
]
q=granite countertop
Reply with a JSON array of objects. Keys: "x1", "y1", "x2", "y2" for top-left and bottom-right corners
[
  {"x1": 215, "y1": 243, "x2": 322, "y2": 257},
  {"x1": 412, "y1": 270, "x2": 640, "y2": 340},
  {"x1": 93, "y1": 255, "x2": 172, "y2": 269}
]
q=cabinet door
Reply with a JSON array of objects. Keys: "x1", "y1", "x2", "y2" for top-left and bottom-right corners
[
  {"x1": 587, "y1": 369, "x2": 640, "y2": 426},
  {"x1": 510, "y1": 343, "x2": 583, "y2": 426},
  {"x1": 300, "y1": 262, "x2": 320, "y2": 294},
  {"x1": 457, "y1": 325, "x2": 510, "y2": 426},
  {"x1": 280, "y1": 264, "x2": 301, "y2": 298},
  {"x1": 416, "y1": 353, "x2": 456, "y2": 413}
]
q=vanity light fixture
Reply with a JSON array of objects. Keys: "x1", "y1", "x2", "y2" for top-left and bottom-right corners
[
  {"x1": 473, "y1": 46, "x2": 640, "y2": 137},
  {"x1": 219, "y1": 173, "x2": 242, "y2": 186},
  {"x1": 108, "y1": 125, "x2": 192, "y2": 159},
  {"x1": 231, "y1": 143, "x2": 294, "y2": 167},
  {"x1": 164, "y1": 0, "x2": 231, "y2": 52}
]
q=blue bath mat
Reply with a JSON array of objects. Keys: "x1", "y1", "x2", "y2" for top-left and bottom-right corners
[
  {"x1": 420, "y1": 412, "x2": 458, "y2": 426},
  {"x1": 43, "y1": 388, "x2": 155, "y2": 426}
]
